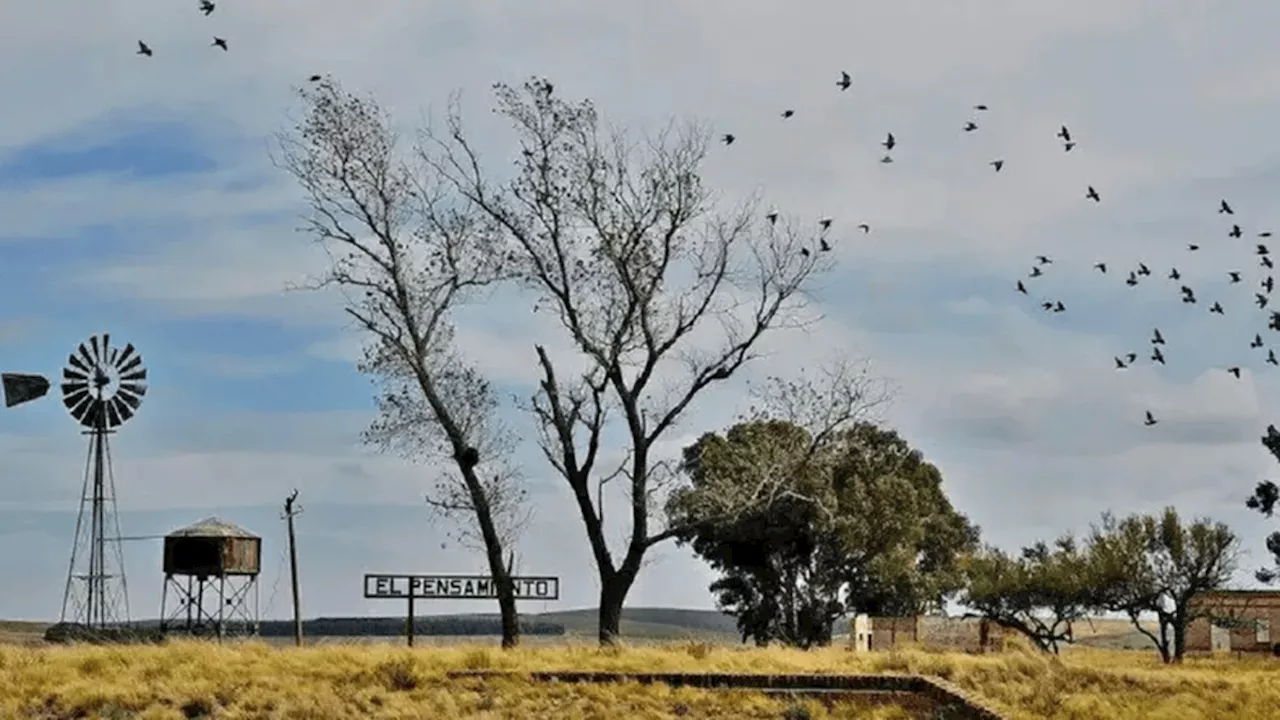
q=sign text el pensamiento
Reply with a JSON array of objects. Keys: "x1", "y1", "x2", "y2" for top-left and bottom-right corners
[{"x1": 363, "y1": 574, "x2": 560, "y2": 601}]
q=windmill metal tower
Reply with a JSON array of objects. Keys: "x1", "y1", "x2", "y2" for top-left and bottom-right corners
[
  {"x1": 60, "y1": 334, "x2": 147, "y2": 628},
  {"x1": 2, "y1": 334, "x2": 148, "y2": 629}
]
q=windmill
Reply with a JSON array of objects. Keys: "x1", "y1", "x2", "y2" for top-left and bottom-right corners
[{"x1": 3, "y1": 334, "x2": 147, "y2": 628}]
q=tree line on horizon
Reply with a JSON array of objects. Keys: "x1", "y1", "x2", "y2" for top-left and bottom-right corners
[{"x1": 272, "y1": 74, "x2": 1280, "y2": 658}]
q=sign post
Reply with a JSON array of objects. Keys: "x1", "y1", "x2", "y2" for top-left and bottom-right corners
[{"x1": 363, "y1": 574, "x2": 561, "y2": 646}]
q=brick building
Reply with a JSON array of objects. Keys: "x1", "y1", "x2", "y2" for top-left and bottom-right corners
[
  {"x1": 849, "y1": 615, "x2": 1003, "y2": 653},
  {"x1": 1185, "y1": 589, "x2": 1280, "y2": 656}
]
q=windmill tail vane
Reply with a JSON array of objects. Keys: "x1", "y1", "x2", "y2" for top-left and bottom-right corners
[{"x1": 1, "y1": 373, "x2": 50, "y2": 407}]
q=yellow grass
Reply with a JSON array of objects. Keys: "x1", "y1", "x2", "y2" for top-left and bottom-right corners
[{"x1": 0, "y1": 636, "x2": 1276, "y2": 719}]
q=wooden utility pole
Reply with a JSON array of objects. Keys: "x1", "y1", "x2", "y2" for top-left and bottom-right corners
[{"x1": 283, "y1": 489, "x2": 303, "y2": 648}]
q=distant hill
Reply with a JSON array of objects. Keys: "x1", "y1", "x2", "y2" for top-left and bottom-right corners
[{"x1": 534, "y1": 607, "x2": 741, "y2": 639}]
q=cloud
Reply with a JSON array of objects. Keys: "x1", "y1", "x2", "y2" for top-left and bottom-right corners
[{"x1": 3, "y1": 0, "x2": 1280, "y2": 624}]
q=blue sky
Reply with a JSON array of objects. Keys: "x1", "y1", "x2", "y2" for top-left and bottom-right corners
[{"x1": 3, "y1": 0, "x2": 1280, "y2": 624}]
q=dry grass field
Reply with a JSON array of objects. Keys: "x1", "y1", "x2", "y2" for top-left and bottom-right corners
[{"x1": 0, "y1": 632, "x2": 1277, "y2": 719}]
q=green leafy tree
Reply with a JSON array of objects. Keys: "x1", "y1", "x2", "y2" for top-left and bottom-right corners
[
  {"x1": 1246, "y1": 424, "x2": 1280, "y2": 583},
  {"x1": 669, "y1": 419, "x2": 978, "y2": 648},
  {"x1": 960, "y1": 534, "x2": 1098, "y2": 654},
  {"x1": 1088, "y1": 507, "x2": 1240, "y2": 663}
]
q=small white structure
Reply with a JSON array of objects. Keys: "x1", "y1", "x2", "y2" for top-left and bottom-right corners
[{"x1": 851, "y1": 614, "x2": 872, "y2": 652}]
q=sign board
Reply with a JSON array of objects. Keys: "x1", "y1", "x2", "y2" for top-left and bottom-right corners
[{"x1": 363, "y1": 574, "x2": 560, "y2": 601}]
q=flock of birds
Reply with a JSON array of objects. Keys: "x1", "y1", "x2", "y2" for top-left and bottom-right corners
[
  {"x1": 1013, "y1": 196, "x2": 1280, "y2": 428},
  {"x1": 135, "y1": 1, "x2": 224, "y2": 57},
  {"x1": 714, "y1": 69, "x2": 1279, "y2": 430}
]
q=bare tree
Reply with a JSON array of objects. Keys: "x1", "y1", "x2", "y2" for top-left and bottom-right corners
[
  {"x1": 274, "y1": 78, "x2": 527, "y2": 648},
  {"x1": 419, "y1": 76, "x2": 860, "y2": 644}
]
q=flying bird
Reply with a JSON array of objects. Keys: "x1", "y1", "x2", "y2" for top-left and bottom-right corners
[
  {"x1": 199, "y1": 0, "x2": 215, "y2": 14},
  {"x1": 1036, "y1": 255, "x2": 1053, "y2": 265},
  {"x1": 837, "y1": 71, "x2": 852, "y2": 91},
  {"x1": 1030, "y1": 266, "x2": 1044, "y2": 277},
  {"x1": 964, "y1": 121, "x2": 978, "y2": 132},
  {"x1": 1253, "y1": 334, "x2": 1265, "y2": 349},
  {"x1": 1262, "y1": 231, "x2": 1274, "y2": 238},
  {"x1": 1053, "y1": 301, "x2": 1066, "y2": 313},
  {"x1": 721, "y1": 134, "x2": 735, "y2": 145},
  {"x1": 309, "y1": 74, "x2": 322, "y2": 82},
  {"x1": 990, "y1": 160, "x2": 1004, "y2": 172},
  {"x1": 1188, "y1": 244, "x2": 1200, "y2": 251},
  {"x1": 1094, "y1": 262, "x2": 1107, "y2": 273},
  {"x1": 212, "y1": 37, "x2": 228, "y2": 50},
  {"x1": 1220, "y1": 199, "x2": 1234, "y2": 215},
  {"x1": 1266, "y1": 257, "x2": 1275, "y2": 270},
  {"x1": 1210, "y1": 301, "x2": 1225, "y2": 315},
  {"x1": 857, "y1": 223, "x2": 870, "y2": 233},
  {"x1": 1063, "y1": 141, "x2": 1076, "y2": 152},
  {"x1": 1138, "y1": 263, "x2": 1151, "y2": 276},
  {"x1": 1086, "y1": 186, "x2": 1100, "y2": 202},
  {"x1": 1230, "y1": 271, "x2": 1243, "y2": 283},
  {"x1": 1041, "y1": 301, "x2": 1054, "y2": 311},
  {"x1": 1169, "y1": 268, "x2": 1181, "y2": 280},
  {"x1": 880, "y1": 155, "x2": 894, "y2": 164},
  {"x1": 819, "y1": 217, "x2": 833, "y2": 231},
  {"x1": 800, "y1": 247, "x2": 811, "y2": 258},
  {"x1": 1115, "y1": 356, "x2": 1129, "y2": 369},
  {"x1": 1266, "y1": 276, "x2": 1276, "y2": 294},
  {"x1": 137, "y1": 41, "x2": 152, "y2": 56},
  {"x1": 765, "y1": 211, "x2": 778, "y2": 225},
  {"x1": 1151, "y1": 347, "x2": 1165, "y2": 365},
  {"x1": 819, "y1": 238, "x2": 832, "y2": 252},
  {"x1": 883, "y1": 133, "x2": 896, "y2": 151},
  {"x1": 782, "y1": 109, "x2": 795, "y2": 119},
  {"x1": 1126, "y1": 272, "x2": 1138, "y2": 287},
  {"x1": 1144, "y1": 411, "x2": 1158, "y2": 427},
  {"x1": 1152, "y1": 328, "x2": 1165, "y2": 345},
  {"x1": 1230, "y1": 225, "x2": 1243, "y2": 238},
  {"x1": 1272, "y1": 312, "x2": 1280, "y2": 332},
  {"x1": 1228, "y1": 367, "x2": 1242, "y2": 379},
  {"x1": 1125, "y1": 352, "x2": 1138, "y2": 363},
  {"x1": 1016, "y1": 280, "x2": 1029, "y2": 294},
  {"x1": 974, "y1": 104, "x2": 989, "y2": 111},
  {"x1": 1258, "y1": 293, "x2": 1270, "y2": 309},
  {"x1": 1181, "y1": 286, "x2": 1197, "y2": 303},
  {"x1": 1270, "y1": 350, "x2": 1279, "y2": 366},
  {"x1": 1057, "y1": 125, "x2": 1071, "y2": 142},
  {"x1": 1259, "y1": 244, "x2": 1271, "y2": 256}
]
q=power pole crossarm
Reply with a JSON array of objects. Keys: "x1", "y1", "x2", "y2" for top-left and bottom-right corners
[{"x1": 284, "y1": 489, "x2": 303, "y2": 647}]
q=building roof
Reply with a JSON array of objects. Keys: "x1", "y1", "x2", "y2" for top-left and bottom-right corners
[{"x1": 166, "y1": 516, "x2": 258, "y2": 539}]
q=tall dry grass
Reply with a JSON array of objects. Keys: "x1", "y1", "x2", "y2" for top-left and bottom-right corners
[{"x1": 0, "y1": 635, "x2": 1275, "y2": 719}]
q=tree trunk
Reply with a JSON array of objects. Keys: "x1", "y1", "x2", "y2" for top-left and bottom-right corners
[
  {"x1": 1171, "y1": 612, "x2": 1188, "y2": 664},
  {"x1": 598, "y1": 568, "x2": 637, "y2": 646},
  {"x1": 464, "y1": 467, "x2": 521, "y2": 650}
]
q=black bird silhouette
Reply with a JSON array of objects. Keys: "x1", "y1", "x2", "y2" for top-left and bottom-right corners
[
  {"x1": 1036, "y1": 255, "x2": 1052, "y2": 265},
  {"x1": 990, "y1": 160, "x2": 1004, "y2": 172},
  {"x1": 1041, "y1": 301, "x2": 1054, "y2": 311},
  {"x1": 199, "y1": 0, "x2": 215, "y2": 14},
  {"x1": 1230, "y1": 224, "x2": 1243, "y2": 238},
  {"x1": 1094, "y1": 262, "x2": 1107, "y2": 273},
  {"x1": 1144, "y1": 411, "x2": 1158, "y2": 427},
  {"x1": 722, "y1": 134, "x2": 735, "y2": 145},
  {"x1": 1115, "y1": 356, "x2": 1129, "y2": 369},
  {"x1": 1259, "y1": 244, "x2": 1270, "y2": 256},
  {"x1": 1086, "y1": 186, "x2": 1100, "y2": 202},
  {"x1": 1188, "y1": 244, "x2": 1200, "y2": 251},
  {"x1": 782, "y1": 110, "x2": 795, "y2": 119},
  {"x1": 974, "y1": 104, "x2": 989, "y2": 111},
  {"x1": 1126, "y1": 352, "x2": 1138, "y2": 363},
  {"x1": 1057, "y1": 125, "x2": 1071, "y2": 142},
  {"x1": 1181, "y1": 286, "x2": 1197, "y2": 303},
  {"x1": 1169, "y1": 268, "x2": 1181, "y2": 280},
  {"x1": 1152, "y1": 328, "x2": 1165, "y2": 345},
  {"x1": 1016, "y1": 281, "x2": 1028, "y2": 294},
  {"x1": 1258, "y1": 293, "x2": 1270, "y2": 309},
  {"x1": 1253, "y1": 333, "x2": 1265, "y2": 349},
  {"x1": 1228, "y1": 367, "x2": 1242, "y2": 379},
  {"x1": 1265, "y1": 257, "x2": 1275, "y2": 270},
  {"x1": 1063, "y1": 141, "x2": 1077, "y2": 152},
  {"x1": 800, "y1": 247, "x2": 811, "y2": 257},
  {"x1": 309, "y1": 74, "x2": 322, "y2": 82},
  {"x1": 137, "y1": 41, "x2": 152, "y2": 56},
  {"x1": 857, "y1": 223, "x2": 870, "y2": 233},
  {"x1": 880, "y1": 155, "x2": 894, "y2": 164},
  {"x1": 1272, "y1": 312, "x2": 1280, "y2": 332},
  {"x1": 1152, "y1": 347, "x2": 1165, "y2": 365},
  {"x1": 212, "y1": 37, "x2": 228, "y2": 50},
  {"x1": 837, "y1": 71, "x2": 852, "y2": 91},
  {"x1": 1266, "y1": 276, "x2": 1275, "y2": 294},
  {"x1": 1219, "y1": 199, "x2": 1234, "y2": 214},
  {"x1": 1230, "y1": 271, "x2": 1243, "y2": 283},
  {"x1": 1262, "y1": 231, "x2": 1274, "y2": 238},
  {"x1": 765, "y1": 211, "x2": 779, "y2": 225},
  {"x1": 1126, "y1": 272, "x2": 1139, "y2": 287},
  {"x1": 1053, "y1": 301, "x2": 1065, "y2": 313},
  {"x1": 1270, "y1": 350, "x2": 1279, "y2": 366},
  {"x1": 883, "y1": 133, "x2": 896, "y2": 151},
  {"x1": 1030, "y1": 266, "x2": 1044, "y2": 277},
  {"x1": 819, "y1": 238, "x2": 832, "y2": 252},
  {"x1": 1210, "y1": 301, "x2": 1225, "y2": 314},
  {"x1": 964, "y1": 121, "x2": 978, "y2": 132},
  {"x1": 1138, "y1": 263, "x2": 1151, "y2": 276},
  {"x1": 819, "y1": 218, "x2": 833, "y2": 231}
]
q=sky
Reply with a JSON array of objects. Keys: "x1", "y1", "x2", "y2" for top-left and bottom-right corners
[{"x1": 2, "y1": 0, "x2": 1280, "y2": 624}]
